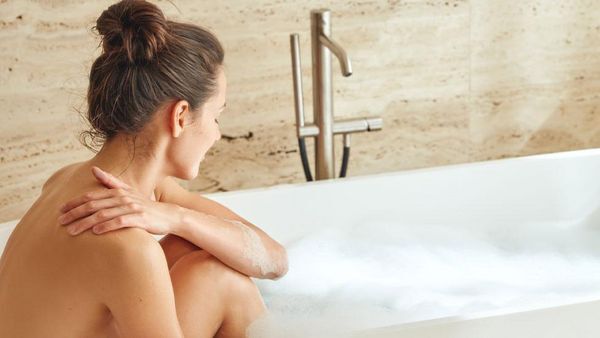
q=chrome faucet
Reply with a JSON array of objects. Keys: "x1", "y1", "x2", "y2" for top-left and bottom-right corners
[{"x1": 290, "y1": 9, "x2": 383, "y2": 181}]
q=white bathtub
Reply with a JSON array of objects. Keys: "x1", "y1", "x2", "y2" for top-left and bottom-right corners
[{"x1": 2, "y1": 148, "x2": 600, "y2": 337}]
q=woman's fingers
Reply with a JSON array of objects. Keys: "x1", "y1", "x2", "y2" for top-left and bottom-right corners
[
  {"x1": 58, "y1": 168, "x2": 144, "y2": 236},
  {"x1": 92, "y1": 214, "x2": 144, "y2": 235},
  {"x1": 59, "y1": 188, "x2": 129, "y2": 213},
  {"x1": 58, "y1": 196, "x2": 136, "y2": 225},
  {"x1": 92, "y1": 166, "x2": 132, "y2": 189},
  {"x1": 65, "y1": 205, "x2": 138, "y2": 235}
]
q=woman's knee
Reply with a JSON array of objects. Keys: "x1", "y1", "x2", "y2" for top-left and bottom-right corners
[
  {"x1": 159, "y1": 234, "x2": 202, "y2": 269},
  {"x1": 171, "y1": 250, "x2": 222, "y2": 277},
  {"x1": 227, "y1": 270, "x2": 261, "y2": 298},
  {"x1": 170, "y1": 251, "x2": 267, "y2": 336},
  {"x1": 172, "y1": 250, "x2": 262, "y2": 298},
  {"x1": 171, "y1": 250, "x2": 238, "y2": 286}
]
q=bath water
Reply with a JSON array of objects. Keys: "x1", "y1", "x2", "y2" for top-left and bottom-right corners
[{"x1": 247, "y1": 215, "x2": 600, "y2": 338}]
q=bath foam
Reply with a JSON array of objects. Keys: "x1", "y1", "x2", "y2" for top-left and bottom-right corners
[
  {"x1": 222, "y1": 217, "x2": 280, "y2": 277},
  {"x1": 248, "y1": 217, "x2": 600, "y2": 338}
]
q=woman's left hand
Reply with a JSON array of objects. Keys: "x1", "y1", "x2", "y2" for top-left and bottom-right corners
[{"x1": 58, "y1": 166, "x2": 183, "y2": 236}]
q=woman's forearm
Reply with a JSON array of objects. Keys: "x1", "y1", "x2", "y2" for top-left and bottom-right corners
[{"x1": 171, "y1": 206, "x2": 288, "y2": 280}]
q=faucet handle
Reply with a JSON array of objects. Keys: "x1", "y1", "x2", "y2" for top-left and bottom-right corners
[{"x1": 332, "y1": 117, "x2": 383, "y2": 135}]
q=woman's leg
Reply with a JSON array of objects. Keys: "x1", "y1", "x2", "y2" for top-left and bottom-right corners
[
  {"x1": 169, "y1": 250, "x2": 268, "y2": 338},
  {"x1": 159, "y1": 233, "x2": 201, "y2": 269}
]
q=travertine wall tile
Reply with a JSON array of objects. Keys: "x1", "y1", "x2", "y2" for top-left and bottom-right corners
[
  {"x1": 470, "y1": 0, "x2": 600, "y2": 160},
  {"x1": 1, "y1": 0, "x2": 599, "y2": 223}
]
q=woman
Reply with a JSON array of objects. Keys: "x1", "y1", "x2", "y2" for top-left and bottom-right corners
[{"x1": 0, "y1": 0, "x2": 288, "y2": 337}]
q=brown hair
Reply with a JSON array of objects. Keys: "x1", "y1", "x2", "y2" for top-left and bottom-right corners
[{"x1": 80, "y1": 0, "x2": 224, "y2": 152}]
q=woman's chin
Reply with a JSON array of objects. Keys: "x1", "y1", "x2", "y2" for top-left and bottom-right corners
[
  {"x1": 173, "y1": 165, "x2": 200, "y2": 181},
  {"x1": 189, "y1": 158, "x2": 204, "y2": 179},
  {"x1": 178, "y1": 155, "x2": 205, "y2": 180}
]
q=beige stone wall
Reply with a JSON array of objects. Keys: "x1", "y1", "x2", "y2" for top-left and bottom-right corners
[{"x1": 1, "y1": 0, "x2": 599, "y2": 223}]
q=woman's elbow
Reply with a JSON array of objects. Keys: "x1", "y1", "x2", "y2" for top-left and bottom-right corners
[
  {"x1": 267, "y1": 245, "x2": 288, "y2": 280},
  {"x1": 276, "y1": 246, "x2": 289, "y2": 279}
]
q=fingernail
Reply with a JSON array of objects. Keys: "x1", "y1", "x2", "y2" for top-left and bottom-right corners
[
  {"x1": 57, "y1": 216, "x2": 65, "y2": 224},
  {"x1": 67, "y1": 228, "x2": 76, "y2": 235}
]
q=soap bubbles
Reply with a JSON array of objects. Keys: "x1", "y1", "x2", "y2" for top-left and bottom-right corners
[{"x1": 248, "y1": 217, "x2": 600, "y2": 337}]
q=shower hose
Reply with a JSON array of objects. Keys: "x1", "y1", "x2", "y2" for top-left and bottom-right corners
[{"x1": 297, "y1": 137, "x2": 350, "y2": 182}]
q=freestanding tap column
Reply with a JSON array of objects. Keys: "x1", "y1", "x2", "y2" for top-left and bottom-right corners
[
  {"x1": 290, "y1": 9, "x2": 383, "y2": 181},
  {"x1": 311, "y1": 9, "x2": 352, "y2": 179}
]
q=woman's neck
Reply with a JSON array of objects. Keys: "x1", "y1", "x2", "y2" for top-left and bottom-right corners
[{"x1": 84, "y1": 134, "x2": 167, "y2": 199}]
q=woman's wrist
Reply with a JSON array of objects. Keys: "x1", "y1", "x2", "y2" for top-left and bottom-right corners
[
  {"x1": 170, "y1": 204, "x2": 190, "y2": 237},
  {"x1": 170, "y1": 205, "x2": 209, "y2": 237}
]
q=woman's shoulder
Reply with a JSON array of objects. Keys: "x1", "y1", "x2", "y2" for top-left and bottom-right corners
[
  {"x1": 77, "y1": 225, "x2": 163, "y2": 260},
  {"x1": 77, "y1": 227, "x2": 166, "y2": 283},
  {"x1": 37, "y1": 161, "x2": 167, "y2": 264},
  {"x1": 41, "y1": 161, "x2": 85, "y2": 192},
  {"x1": 96, "y1": 227, "x2": 162, "y2": 254},
  {"x1": 87, "y1": 228, "x2": 169, "y2": 297},
  {"x1": 59, "y1": 227, "x2": 169, "y2": 310}
]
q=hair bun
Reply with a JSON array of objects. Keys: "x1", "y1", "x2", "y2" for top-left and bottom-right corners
[{"x1": 95, "y1": 0, "x2": 169, "y2": 64}]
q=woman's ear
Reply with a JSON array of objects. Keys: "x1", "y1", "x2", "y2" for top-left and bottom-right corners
[{"x1": 169, "y1": 100, "x2": 189, "y2": 138}]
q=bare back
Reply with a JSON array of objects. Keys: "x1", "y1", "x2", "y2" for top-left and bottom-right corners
[{"x1": 0, "y1": 162, "x2": 154, "y2": 337}]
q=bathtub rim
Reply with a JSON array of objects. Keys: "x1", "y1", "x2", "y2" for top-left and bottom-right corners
[
  {"x1": 351, "y1": 293, "x2": 600, "y2": 336},
  {"x1": 203, "y1": 147, "x2": 600, "y2": 199}
]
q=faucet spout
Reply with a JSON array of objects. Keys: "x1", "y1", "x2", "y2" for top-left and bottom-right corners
[{"x1": 319, "y1": 34, "x2": 352, "y2": 76}]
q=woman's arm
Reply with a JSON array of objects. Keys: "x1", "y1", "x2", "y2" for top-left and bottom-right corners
[
  {"x1": 156, "y1": 176, "x2": 288, "y2": 280},
  {"x1": 58, "y1": 167, "x2": 288, "y2": 280},
  {"x1": 173, "y1": 207, "x2": 288, "y2": 280}
]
